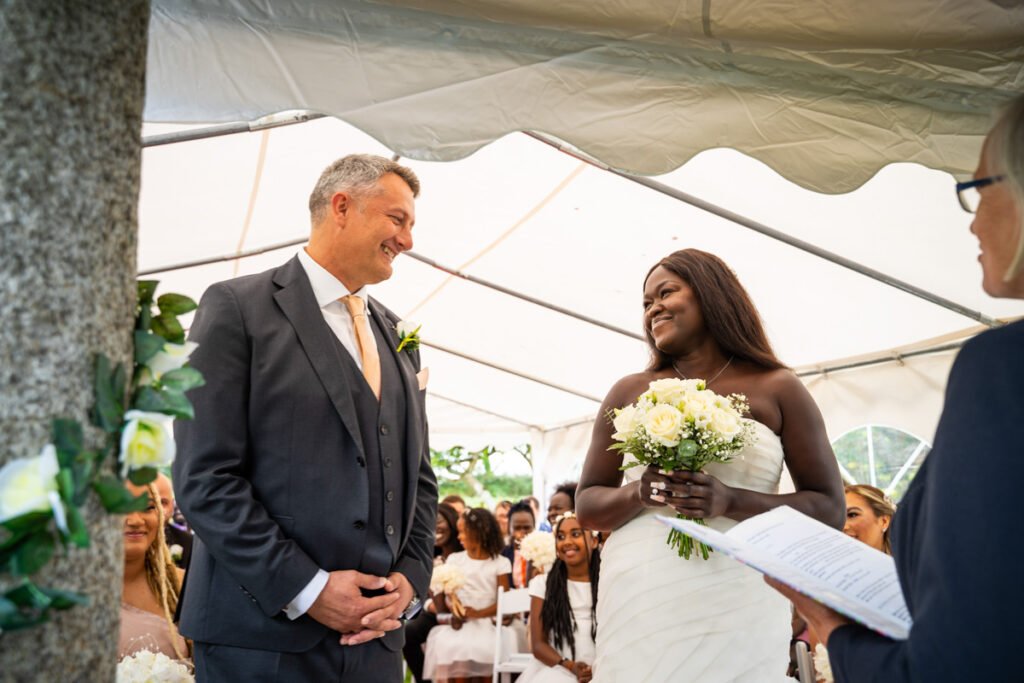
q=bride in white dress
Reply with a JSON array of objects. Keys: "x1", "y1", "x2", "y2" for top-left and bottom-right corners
[{"x1": 576, "y1": 249, "x2": 845, "y2": 683}]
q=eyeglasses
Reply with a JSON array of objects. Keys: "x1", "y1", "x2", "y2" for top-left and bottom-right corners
[{"x1": 955, "y1": 175, "x2": 1005, "y2": 213}]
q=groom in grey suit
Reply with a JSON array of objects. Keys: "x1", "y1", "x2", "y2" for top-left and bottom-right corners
[{"x1": 173, "y1": 155, "x2": 437, "y2": 682}]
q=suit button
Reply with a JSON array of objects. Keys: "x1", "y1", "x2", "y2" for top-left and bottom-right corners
[
  {"x1": 384, "y1": 457, "x2": 392, "y2": 468},
  {"x1": 380, "y1": 424, "x2": 389, "y2": 435},
  {"x1": 386, "y1": 524, "x2": 395, "y2": 535},
  {"x1": 386, "y1": 491, "x2": 395, "y2": 502},
  {"x1": 353, "y1": 520, "x2": 366, "y2": 530},
  {"x1": 356, "y1": 456, "x2": 366, "y2": 467}
]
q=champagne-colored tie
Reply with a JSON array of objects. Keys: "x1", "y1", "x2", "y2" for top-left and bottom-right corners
[{"x1": 342, "y1": 295, "x2": 381, "y2": 399}]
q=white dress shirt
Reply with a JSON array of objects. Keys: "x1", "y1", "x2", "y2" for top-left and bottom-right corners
[{"x1": 283, "y1": 248, "x2": 380, "y2": 620}]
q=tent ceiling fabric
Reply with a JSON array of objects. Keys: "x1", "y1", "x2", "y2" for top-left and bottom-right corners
[{"x1": 145, "y1": 0, "x2": 1024, "y2": 193}]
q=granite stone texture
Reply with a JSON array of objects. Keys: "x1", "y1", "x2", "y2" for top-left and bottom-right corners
[{"x1": 0, "y1": 2, "x2": 150, "y2": 681}]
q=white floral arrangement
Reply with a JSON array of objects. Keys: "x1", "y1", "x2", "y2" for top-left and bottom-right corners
[
  {"x1": 429, "y1": 563, "x2": 466, "y2": 618},
  {"x1": 813, "y1": 644, "x2": 833, "y2": 683},
  {"x1": 518, "y1": 530, "x2": 556, "y2": 572},
  {"x1": 609, "y1": 377, "x2": 755, "y2": 559},
  {"x1": 117, "y1": 650, "x2": 193, "y2": 683},
  {"x1": 395, "y1": 319, "x2": 421, "y2": 353}
]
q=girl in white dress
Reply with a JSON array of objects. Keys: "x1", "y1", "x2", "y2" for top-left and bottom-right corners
[
  {"x1": 576, "y1": 249, "x2": 845, "y2": 682},
  {"x1": 519, "y1": 512, "x2": 600, "y2": 683},
  {"x1": 423, "y1": 507, "x2": 512, "y2": 683}
]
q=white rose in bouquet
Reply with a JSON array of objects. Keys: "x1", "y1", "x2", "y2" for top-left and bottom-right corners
[
  {"x1": 642, "y1": 404, "x2": 685, "y2": 447},
  {"x1": 140, "y1": 341, "x2": 199, "y2": 385},
  {"x1": 120, "y1": 411, "x2": 176, "y2": 476},
  {"x1": 429, "y1": 563, "x2": 466, "y2": 595},
  {"x1": 519, "y1": 530, "x2": 556, "y2": 572},
  {"x1": 610, "y1": 404, "x2": 642, "y2": 441},
  {"x1": 0, "y1": 444, "x2": 65, "y2": 530},
  {"x1": 117, "y1": 649, "x2": 193, "y2": 683}
]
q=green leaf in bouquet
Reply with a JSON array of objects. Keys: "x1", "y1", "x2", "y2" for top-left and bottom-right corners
[
  {"x1": 0, "y1": 511, "x2": 51, "y2": 551},
  {"x1": 12, "y1": 530, "x2": 55, "y2": 575},
  {"x1": 150, "y1": 311, "x2": 185, "y2": 344},
  {"x1": 160, "y1": 367, "x2": 205, "y2": 392},
  {"x1": 5, "y1": 581, "x2": 52, "y2": 610},
  {"x1": 675, "y1": 439, "x2": 698, "y2": 461},
  {"x1": 55, "y1": 467, "x2": 74, "y2": 506},
  {"x1": 93, "y1": 476, "x2": 149, "y2": 513},
  {"x1": 133, "y1": 385, "x2": 194, "y2": 420},
  {"x1": 93, "y1": 355, "x2": 126, "y2": 433},
  {"x1": 71, "y1": 454, "x2": 96, "y2": 505},
  {"x1": 137, "y1": 280, "x2": 159, "y2": 306},
  {"x1": 134, "y1": 330, "x2": 166, "y2": 366},
  {"x1": 127, "y1": 467, "x2": 158, "y2": 486},
  {"x1": 39, "y1": 587, "x2": 89, "y2": 610},
  {"x1": 51, "y1": 419, "x2": 83, "y2": 466},
  {"x1": 157, "y1": 292, "x2": 198, "y2": 316},
  {"x1": 64, "y1": 505, "x2": 90, "y2": 549}
]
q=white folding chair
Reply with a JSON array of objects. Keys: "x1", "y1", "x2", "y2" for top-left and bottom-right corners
[
  {"x1": 492, "y1": 587, "x2": 534, "y2": 683},
  {"x1": 795, "y1": 640, "x2": 816, "y2": 683}
]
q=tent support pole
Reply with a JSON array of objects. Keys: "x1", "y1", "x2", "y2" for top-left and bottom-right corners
[
  {"x1": 142, "y1": 111, "x2": 326, "y2": 147},
  {"x1": 524, "y1": 131, "x2": 1000, "y2": 328},
  {"x1": 423, "y1": 341, "x2": 603, "y2": 403}
]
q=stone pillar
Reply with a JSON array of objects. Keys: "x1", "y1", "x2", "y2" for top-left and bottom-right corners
[{"x1": 0, "y1": 2, "x2": 150, "y2": 680}]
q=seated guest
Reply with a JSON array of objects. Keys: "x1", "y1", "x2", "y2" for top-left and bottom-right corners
[
  {"x1": 526, "y1": 495, "x2": 548, "y2": 531},
  {"x1": 441, "y1": 494, "x2": 466, "y2": 516},
  {"x1": 502, "y1": 500, "x2": 539, "y2": 589},
  {"x1": 154, "y1": 473, "x2": 191, "y2": 569},
  {"x1": 423, "y1": 508, "x2": 512, "y2": 683},
  {"x1": 520, "y1": 512, "x2": 599, "y2": 683},
  {"x1": 546, "y1": 482, "x2": 577, "y2": 529},
  {"x1": 120, "y1": 481, "x2": 188, "y2": 661},
  {"x1": 404, "y1": 503, "x2": 464, "y2": 682},
  {"x1": 770, "y1": 95, "x2": 1024, "y2": 682},
  {"x1": 494, "y1": 499, "x2": 512, "y2": 542}
]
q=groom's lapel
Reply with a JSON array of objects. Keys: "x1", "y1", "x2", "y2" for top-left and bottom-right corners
[{"x1": 273, "y1": 257, "x2": 365, "y2": 456}]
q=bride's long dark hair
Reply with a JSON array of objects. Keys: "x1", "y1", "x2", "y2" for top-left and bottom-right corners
[{"x1": 644, "y1": 249, "x2": 785, "y2": 372}]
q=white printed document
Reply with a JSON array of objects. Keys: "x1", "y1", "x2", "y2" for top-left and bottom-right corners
[{"x1": 658, "y1": 506, "x2": 911, "y2": 639}]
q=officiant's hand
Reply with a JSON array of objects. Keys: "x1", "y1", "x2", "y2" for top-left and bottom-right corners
[
  {"x1": 307, "y1": 570, "x2": 401, "y2": 638},
  {"x1": 645, "y1": 468, "x2": 734, "y2": 519}
]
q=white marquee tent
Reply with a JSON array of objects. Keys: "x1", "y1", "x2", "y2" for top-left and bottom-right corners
[{"x1": 141, "y1": 0, "x2": 1024, "y2": 496}]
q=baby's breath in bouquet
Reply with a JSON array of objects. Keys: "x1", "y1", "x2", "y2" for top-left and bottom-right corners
[
  {"x1": 430, "y1": 563, "x2": 467, "y2": 618},
  {"x1": 609, "y1": 378, "x2": 755, "y2": 559}
]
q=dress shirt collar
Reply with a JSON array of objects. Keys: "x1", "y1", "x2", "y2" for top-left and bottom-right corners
[{"x1": 296, "y1": 248, "x2": 370, "y2": 311}]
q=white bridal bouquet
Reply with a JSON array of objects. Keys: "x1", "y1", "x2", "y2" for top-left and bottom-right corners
[
  {"x1": 609, "y1": 377, "x2": 755, "y2": 559},
  {"x1": 518, "y1": 530, "x2": 556, "y2": 572},
  {"x1": 430, "y1": 563, "x2": 467, "y2": 618},
  {"x1": 117, "y1": 650, "x2": 193, "y2": 683}
]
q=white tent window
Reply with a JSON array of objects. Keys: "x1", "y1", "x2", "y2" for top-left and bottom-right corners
[{"x1": 832, "y1": 425, "x2": 931, "y2": 502}]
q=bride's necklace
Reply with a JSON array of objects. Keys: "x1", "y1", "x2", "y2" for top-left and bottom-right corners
[{"x1": 672, "y1": 355, "x2": 734, "y2": 387}]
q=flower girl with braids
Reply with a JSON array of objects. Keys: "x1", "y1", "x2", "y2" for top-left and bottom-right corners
[
  {"x1": 520, "y1": 512, "x2": 600, "y2": 683},
  {"x1": 119, "y1": 481, "x2": 189, "y2": 661}
]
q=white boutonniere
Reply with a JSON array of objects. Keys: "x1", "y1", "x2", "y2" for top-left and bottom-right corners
[
  {"x1": 169, "y1": 544, "x2": 184, "y2": 562},
  {"x1": 395, "y1": 320, "x2": 421, "y2": 353}
]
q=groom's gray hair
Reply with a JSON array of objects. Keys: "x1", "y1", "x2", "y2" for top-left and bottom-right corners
[{"x1": 308, "y1": 154, "x2": 420, "y2": 224}]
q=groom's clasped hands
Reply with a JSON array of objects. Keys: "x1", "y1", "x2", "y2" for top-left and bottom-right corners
[{"x1": 305, "y1": 569, "x2": 414, "y2": 646}]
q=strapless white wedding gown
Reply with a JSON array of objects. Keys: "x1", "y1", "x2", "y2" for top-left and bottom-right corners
[{"x1": 594, "y1": 420, "x2": 791, "y2": 683}]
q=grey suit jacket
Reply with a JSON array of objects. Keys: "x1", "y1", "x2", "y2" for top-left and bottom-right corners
[{"x1": 173, "y1": 256, "x2": 437, "y2": 653}]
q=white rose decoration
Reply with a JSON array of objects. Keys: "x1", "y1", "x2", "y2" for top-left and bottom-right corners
[
  {"x1": 710, "y1": 407, "x2": 743, "y2": 439},
  {"x1": 140, "y1": 341, "x2": 198, "y2": 385},
  {"x1": 396, "y1": 320, "x2": 420, "y2": 337},
  {"x1": 120, "y1": 411, "x2": 176, "y2": 476},
  {"x1": 643, "y1": 404, "x2": 685, "y2": 447},
  {"x1": 0, "y1": 444, "x2": 66, "y2": 531},
  {"x1": 611, "y1": 404, "x2": 642, "y2": 441}
]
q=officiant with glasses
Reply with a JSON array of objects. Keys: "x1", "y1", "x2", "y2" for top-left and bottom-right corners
[{"x1": 770, "y1": 94, "x2": 1024, "y2": 683}]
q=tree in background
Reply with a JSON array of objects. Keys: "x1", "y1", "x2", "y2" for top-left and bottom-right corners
[{"x1": 431, "y1": 444, "x2": 533, "y2": 507}]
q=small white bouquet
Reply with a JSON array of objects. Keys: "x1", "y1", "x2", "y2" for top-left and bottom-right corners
[
  {"x1": 609, "y1": 377, "x2": 755, "y2": 559},
  {"x1": 518, "y1": 530, "x2": 556, "y2": 572},
  {"x1": 430, "y1": 563, "x2": 467, "y2": 618},
  {"x1": 117, "y1": 650, "x2": 193, "y2": 683},
  {"x1": 813, "y1": 644, "x2": 833, "y2": 682}
]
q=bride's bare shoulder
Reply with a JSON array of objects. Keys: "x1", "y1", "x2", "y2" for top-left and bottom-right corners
[{"x1": 605, "y1": 370, "x2": 660, "y2": 407}]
